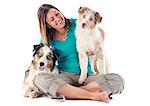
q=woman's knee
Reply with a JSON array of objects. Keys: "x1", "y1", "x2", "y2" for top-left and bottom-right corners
[
  {"x1": 33, "y1": 73, "x2": 69, "y2": 96},
  {"x1": 96, "y1": 73, "x2": 125, "y2": 95},
  {"x1": 106, "y1": 73, "x2": 125, "y2": 94},
  {"x1": 33, "y1": 73, "x2": 55, "y2": 93}
]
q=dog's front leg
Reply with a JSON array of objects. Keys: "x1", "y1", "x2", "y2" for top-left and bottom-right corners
[{"x1": 78, "y1": 52, "x2": 88, "y2": 84}]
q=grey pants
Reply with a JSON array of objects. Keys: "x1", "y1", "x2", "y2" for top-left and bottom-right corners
[{"x1": 33, "y1": 71, "x2": 124, "y2": 97}]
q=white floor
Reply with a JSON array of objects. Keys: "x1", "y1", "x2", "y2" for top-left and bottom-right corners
[
  {"x1": 1, "y1": 84, "x2": 149, "y2": 106},
  {"x1": 0, "y1": 0, "x2": 150, "y2": 106}
]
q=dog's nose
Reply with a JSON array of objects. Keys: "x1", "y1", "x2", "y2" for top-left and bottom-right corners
[
  {"x1": 40, "y1": 62, "x2": 44, "y2": 66},
  {"x1": 82, "y1": 23, "x2": 86, "y2": 28}
]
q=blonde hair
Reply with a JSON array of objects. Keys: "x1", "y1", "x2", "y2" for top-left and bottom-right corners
[{"x1": 37, "y1": 4, "x2": 71, "y2": 45}]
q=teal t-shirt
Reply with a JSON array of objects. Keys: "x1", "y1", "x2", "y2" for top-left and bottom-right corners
[{"x1": 41, "y1": 18, "x2": 93, "y2": 74}]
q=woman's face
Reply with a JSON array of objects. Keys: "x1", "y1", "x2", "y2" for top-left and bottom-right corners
[{"x1": 46, "y1": 8, "x2": 65, "y2": 30}]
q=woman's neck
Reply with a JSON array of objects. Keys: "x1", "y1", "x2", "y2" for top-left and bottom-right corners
[
  {"x1": 55, "y1": 27, "x2": 68, "y2": 41},
  {"x1": 56, "y1": 28, "x2": 66, "y2": 35}
]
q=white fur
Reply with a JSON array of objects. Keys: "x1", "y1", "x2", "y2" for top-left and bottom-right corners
[
  {"x1": 76, "y1": 7, "x2": 109, "y2": 84},
  {"x1": 22, "y1": 45, "x2": 58, "y2": 98}
]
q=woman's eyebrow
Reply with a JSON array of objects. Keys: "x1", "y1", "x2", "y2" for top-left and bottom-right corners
[{"x1": 54, "y1": 10, "x2": 59, "y2": 14}]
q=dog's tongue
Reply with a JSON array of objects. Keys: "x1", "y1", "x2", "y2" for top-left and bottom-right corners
[{"x1": 39, "y1": 66, "x2": 45, "y2": 71}]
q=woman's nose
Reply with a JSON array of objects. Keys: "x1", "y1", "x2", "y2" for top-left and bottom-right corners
[
  {"x1": 56, "y1": 19, "x2": 61, "y2": 24},
  {"x1": 55, "y1": 17, "x2": 61, "y2": 23}
]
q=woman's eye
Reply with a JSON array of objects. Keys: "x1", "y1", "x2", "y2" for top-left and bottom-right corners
[
  {"x1": 56, "y1": 13, "x2": 59, "y2": 16},
  {"x1": 50, "y1": 17, "x2": 54, "y2": 21}
]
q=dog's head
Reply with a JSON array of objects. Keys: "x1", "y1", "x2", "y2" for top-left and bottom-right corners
[
  {"x1": 78, "y1": 6, "x2": 102, "y2": 29},
  {"x1": 32, "y1": 44, "x2": 56, "y2": 73}
]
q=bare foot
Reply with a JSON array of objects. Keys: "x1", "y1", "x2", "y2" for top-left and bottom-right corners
[{"x1": 91, "y1": 91, "x2": 109, "y2": 103}]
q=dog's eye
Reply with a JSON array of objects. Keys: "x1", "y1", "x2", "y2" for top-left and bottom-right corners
[
  {"x1": 38, "y1": 55, "x2": 42, "y2": 58},
  {"x1": 47, "y1": 55, "x2": 53, "y2": 60},
  {"x1": 37, "y1": 52, "x2": 42, "y2": 57},
  {"x1": 89, "y1": 18, "x2": 92, "y2": 21},
  {"x1": 83, "y1": 15, "x2": 85, "y2": 18}
]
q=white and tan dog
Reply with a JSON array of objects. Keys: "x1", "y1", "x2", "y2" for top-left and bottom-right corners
[
  {"x1": 23, "y1": 44, "x2": 58, "y2": 98},
  {"x1": 76, "y1": 7, "x2": 109, "y2": 84}
]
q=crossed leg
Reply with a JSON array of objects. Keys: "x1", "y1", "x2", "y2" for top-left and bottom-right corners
[
  {"x1": 80, "y1": 81, "x2": 102, "y2": 92},
  {"x1": 57, "y1": 83, "x2": 109, "y2": 103}
]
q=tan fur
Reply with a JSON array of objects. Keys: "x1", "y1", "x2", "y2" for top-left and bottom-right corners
[{"x1": 47, "y1": 61, "x2": 54, "y2": 72}]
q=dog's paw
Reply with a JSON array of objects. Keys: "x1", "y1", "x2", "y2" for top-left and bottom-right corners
[
  {"x1": 79, "y1": 79, "x2": 84, "y2": 84},
  {"x1": 23, "y1": 88, "x2": 32, "y2": 97},
  {"x1": 79, "y1": 75, "x2": 87, "y2": 84},
  {"x1": 28, "y1": 91, "x2": 41, "y2": 98}
]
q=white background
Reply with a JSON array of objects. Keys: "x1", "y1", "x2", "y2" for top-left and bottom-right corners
[{"x1": 0, "y1": 0, "x2": 150, "y2": 106}]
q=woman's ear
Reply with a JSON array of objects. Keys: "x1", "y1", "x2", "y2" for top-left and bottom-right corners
[{"x1": 47, "y1": 25, "x2": 51, "y2": 29}]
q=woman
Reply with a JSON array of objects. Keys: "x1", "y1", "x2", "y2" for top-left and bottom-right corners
[{"x1": 33, "y1": 4, "x2": 124, "y2": 103}]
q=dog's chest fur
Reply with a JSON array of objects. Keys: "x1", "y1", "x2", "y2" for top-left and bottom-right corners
[
  {"x1": 24, "y1": 65, "x2": 38, "y2": 87},
  {"x1": 76, "y1": 26, "x2": 101, "y2": 52}
]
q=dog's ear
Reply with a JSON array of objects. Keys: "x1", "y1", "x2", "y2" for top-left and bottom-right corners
[
  {"x1": 95, "y1": 12, "x2": 102, "y2": 23},
  {"x1": 78, "y1": 6, "x2": 87, "y2": 14},
  {"x1": 33, "y1": 44, "x2": 40, "y2": 52},
  {"x1": 33, "y1": 44, "x2": 43, "y2": 52},
  {"x1": 51, "y1": 47, "x2": 58, "y2": 60},
  {"x1": 33, "y1": 44, "x2": 44, "y2": 57},
  {"x1": 49, "y1": 46, "x2": 59, "y2": 60},
  {"x1": 53, "y1": 51, "x2": 59, "y2": 60}
]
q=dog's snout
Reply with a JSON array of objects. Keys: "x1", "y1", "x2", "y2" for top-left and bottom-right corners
[
  {"x1": 82, "y1": 23, "x2": 86, "y2": 28},
  {"x1": 40, "y1": 62, "x2": 44, "y2": 66}
]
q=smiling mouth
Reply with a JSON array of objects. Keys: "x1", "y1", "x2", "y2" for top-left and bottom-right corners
[
  {"x1": 59, "y1": 21, "x2": 63, "y2": 24},
  {"x1": 59, "y1": 17, "x2": 65, "y2": 24},
  {"x1": 59, "y1": 19, "x2": 64, "y2": 24}
]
